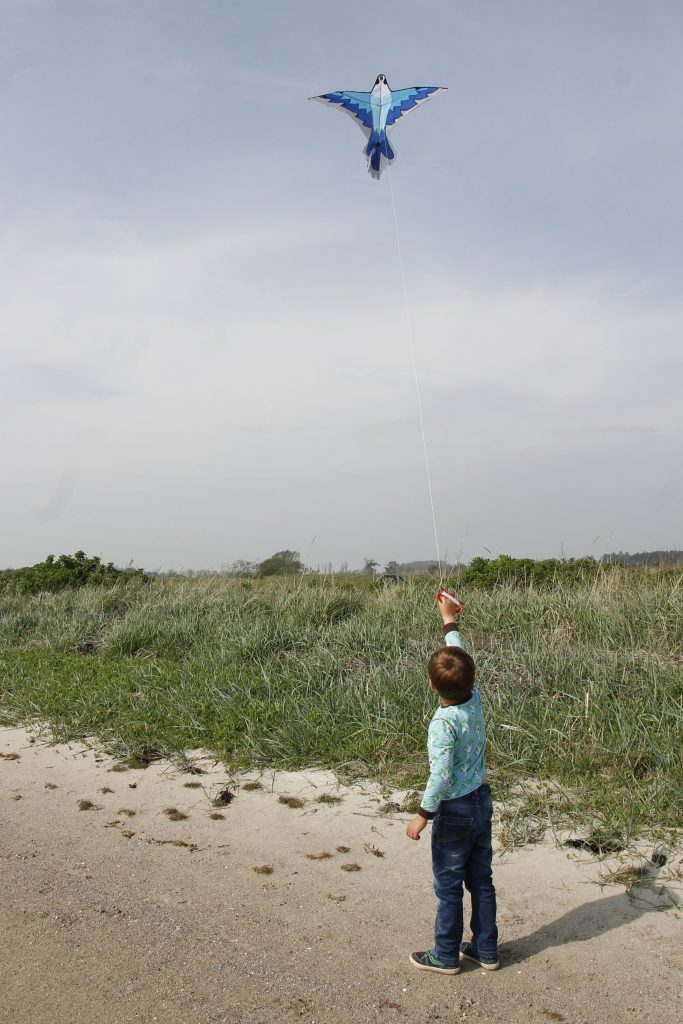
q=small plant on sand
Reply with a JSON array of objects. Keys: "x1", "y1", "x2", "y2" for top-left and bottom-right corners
[
  {"x1": 316, "y1": 793, "x2": 343, "y2": 805},
  {"x1": 183, "y1": 781, "x2": 202, "y2": 789},
  {"x1": 117, "y1": 808, "x2": 136, "y2": 817},
  {"x1": 363, "y1": 843, "x2": 385, "y2": 858},
  {"x1": 400, "y1": 792, "x2": 422, "y2": 814},
  {"x1": 306, "y1": 851, "x2": 332, "y2": 860},
  {"x1": 164, "y1": 806, "x2": 188, "y2": 821},
  {"x1": 242, "y1": 781, "x2": 264, "y2": 792},
  {"x1": 278, "y1": 795, "x2": 305, "y2": 809},
  {"x1": 77, "y1": 798, "x2": 100, "y2": 811},
  {"x1": 98, "y1": 786, "x2": 114, "y2": 794},
  {"x1": 45, "y1": 782, "x2": 58, "y2": 790},
  {"x1": 599, "y1": 863, "x2": 650, "y2": 892},
  {"x1": 147, "y1": 837, "x2": 197, "y2": 851},
  {"x1": 336, "y1": 845, "x2": 350, "y2": 853},
  {"x1": 212, "y1": 788, "x2": 234, "y2": 807},
  {"x1": 209, "y1": 811, "x2": 225, "y2": 820},
  {"x1": 127, "y1": 747, "x2": 162, "y2": 769},
  {"x1": 253, "y1": 864, "x2": 273, "y2": 875},
  {"x1": 379, "y1": 800, "x2": 401, "y2": 814},
  {"x1": 340, "y1": 862, "x2": 361, "y2": 872},
  {"x1": 564, "y1": 828, "x2": 626, "y2": 856}
]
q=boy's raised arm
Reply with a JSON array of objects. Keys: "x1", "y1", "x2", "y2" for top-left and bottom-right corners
[{"x1": 437, "y1": 590, "x2": 465, "y2": 651}]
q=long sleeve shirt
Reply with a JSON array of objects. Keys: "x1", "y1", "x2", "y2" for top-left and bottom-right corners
[{"x1": 418, "y1": 624, "x2": 487, "y2": 819}]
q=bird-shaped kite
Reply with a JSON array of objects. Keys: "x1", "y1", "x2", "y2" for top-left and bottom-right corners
[{"x1": 311, "y1": 74, "x2": 446, "y2": 179}]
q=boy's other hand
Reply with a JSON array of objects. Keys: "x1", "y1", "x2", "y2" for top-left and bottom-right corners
[{"x1": 406, "y1": 815, "x2": 428, "y2": 841}]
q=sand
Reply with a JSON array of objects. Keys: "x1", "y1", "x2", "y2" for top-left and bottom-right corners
[{"x1": 1, "y1": 724, "x2": 681, "y2": 1024}]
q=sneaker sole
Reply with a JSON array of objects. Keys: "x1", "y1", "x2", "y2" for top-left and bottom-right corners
[
  {"x1": 460, "y1": 950, "x2": 499, "y2": 971},
  {"x1": 408, "y1": 955, "x2": 460, "y2": 975}
]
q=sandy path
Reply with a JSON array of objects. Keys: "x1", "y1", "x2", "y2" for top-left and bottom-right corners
[{"x1": 1, "y1": 726, "x2": 681, "y2": 1024}]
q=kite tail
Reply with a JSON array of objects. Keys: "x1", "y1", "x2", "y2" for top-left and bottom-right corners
[{"x1": 366, "y1": 132, "x2": 395, "y2": 177}]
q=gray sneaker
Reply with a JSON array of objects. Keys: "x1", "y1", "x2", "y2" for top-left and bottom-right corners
[{"x1": 459, "y1": 942, "x2": 499, "y2": 970}]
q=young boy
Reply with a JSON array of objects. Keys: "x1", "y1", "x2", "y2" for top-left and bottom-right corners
[{"x1": 405, "y1": 594, "x2": 498, "y2": 975}]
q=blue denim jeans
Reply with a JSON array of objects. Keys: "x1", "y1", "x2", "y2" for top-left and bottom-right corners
[{"x1": 431, "y1": 783, "x2": 497, "y2": 965}]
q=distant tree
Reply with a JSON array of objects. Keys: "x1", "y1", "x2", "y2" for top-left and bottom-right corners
[
  {"x1": 384, "y1": 560, "x2": 400, "y2": 576},
  {"x1": 257, "y1": 550, "x2": 304, "y2": 577},
  {"x1": 362, "y1": 558, "x2": 379, "y2": 575}
]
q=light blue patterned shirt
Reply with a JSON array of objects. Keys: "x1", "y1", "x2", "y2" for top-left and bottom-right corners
[{"x1": 420, "y1": 628, "x2": 487, "y2": 816}]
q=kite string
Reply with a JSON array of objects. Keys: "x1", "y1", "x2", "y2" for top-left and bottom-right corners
[{"x1": 387, "y1": 164, "x2": 443, "y2": 584}]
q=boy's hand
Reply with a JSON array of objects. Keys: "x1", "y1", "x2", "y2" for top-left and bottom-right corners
[
  {"x1": 406, "y1": 814, "x2": 429, "y2": 841},
  {"x1": 436, "y1": 590, "x2": 463, "y2": 626}
]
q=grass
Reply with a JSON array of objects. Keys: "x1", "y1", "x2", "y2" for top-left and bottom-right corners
[
  {"x1": 0, "y1": 573, "x2": 681, "y2": 845},
  {"x1": 363, "y1": 843, "x2": 385, "y2": 858},
  {"x1": 163, "y1": 806, "x2": 188, "y2": 821},
  {"x1": 599, "y1": 863, "x2": 650, "y2": 891},
  {"x1": 77, "y1": 798, "x2": 100, "y2": 811},
  {"x1": 278, "y1": 795, "x2": 305, "y2": 809}
]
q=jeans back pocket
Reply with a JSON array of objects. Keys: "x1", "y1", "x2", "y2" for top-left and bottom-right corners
[{"x1": 434, "y1": 815, "x2": 474, "y2": 845}]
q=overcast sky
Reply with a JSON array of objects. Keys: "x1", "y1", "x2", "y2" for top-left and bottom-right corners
[{"x1": 1, "y1": 0, "x2": 681, "y2": 571}]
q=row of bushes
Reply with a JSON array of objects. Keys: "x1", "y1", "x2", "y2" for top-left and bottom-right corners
[
  {"x1": 455, "y1": 555, "x2": 680, "y2": 588},
  {"x1": 0, "y1": 552, "x2": 146, "y2": 595}
]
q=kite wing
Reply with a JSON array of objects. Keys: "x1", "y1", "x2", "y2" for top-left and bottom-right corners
[
  {"x1": 385, "y1": 86, "x2": 446, "y2": 128},
  {"x1": 310, "y1": 90, "x2": 374, "y2": 139}
]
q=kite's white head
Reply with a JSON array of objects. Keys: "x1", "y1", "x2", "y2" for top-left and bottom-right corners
[{"x1": 374, "y1": 73, "x2": 389, "y2": 88}]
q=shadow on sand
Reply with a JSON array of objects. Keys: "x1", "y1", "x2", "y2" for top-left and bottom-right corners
[{"x1": 500, "y1": 884, "x2": 678, "y2": 965}]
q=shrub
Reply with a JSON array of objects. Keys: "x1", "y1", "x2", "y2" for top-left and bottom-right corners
[{"x1": 0, "y1": 552, "x2": 146, "y2": 595}]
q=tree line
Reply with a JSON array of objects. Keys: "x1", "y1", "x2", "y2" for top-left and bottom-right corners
[{"x1": 2, "y1": 550, "x2": 680, "y2": 595}]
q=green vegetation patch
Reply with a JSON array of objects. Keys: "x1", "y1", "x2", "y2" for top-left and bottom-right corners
[
  {"x1": 0, "y1": 551, "x2": 146, "y2": 596},
  {"x1": 0, "y1": 572, "x2": 681, "y2": 844}
]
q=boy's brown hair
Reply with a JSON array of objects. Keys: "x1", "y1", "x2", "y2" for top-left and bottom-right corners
[{"x1": 428, "y1": 647, "x2": 475, "y2": 702}]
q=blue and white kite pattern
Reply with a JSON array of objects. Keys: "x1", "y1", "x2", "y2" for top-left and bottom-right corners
[{"x1": 311, "y1": 74, "x2": 446, "y2": 178}]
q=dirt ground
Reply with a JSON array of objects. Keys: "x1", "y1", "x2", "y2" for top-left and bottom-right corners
[{"x1": 1, "y1": 725, "x2": 681, "y2": 1024}]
